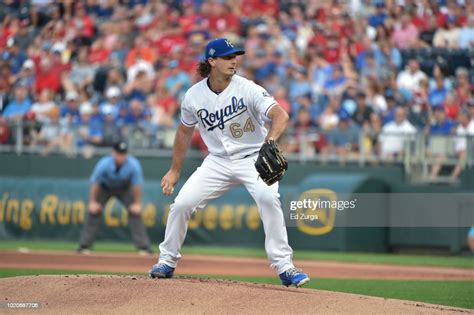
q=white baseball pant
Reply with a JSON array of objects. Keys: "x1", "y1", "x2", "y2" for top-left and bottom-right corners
[{"x1": 158, "y1": 154, "x2": 295, "y2": 274}]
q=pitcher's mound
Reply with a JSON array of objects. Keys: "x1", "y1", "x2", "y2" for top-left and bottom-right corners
[{"x1": 0, "y1": 275, "x2": 468, "y2": 314}]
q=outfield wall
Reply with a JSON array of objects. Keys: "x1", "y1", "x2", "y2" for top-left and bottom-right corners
[{"x1": 0, "y1": 154, "x2": 472, "y2": 253}]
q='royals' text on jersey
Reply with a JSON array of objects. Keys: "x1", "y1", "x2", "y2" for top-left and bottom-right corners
[{"x1": 180, "y1": 75, "x2": 277, "y2": 160}]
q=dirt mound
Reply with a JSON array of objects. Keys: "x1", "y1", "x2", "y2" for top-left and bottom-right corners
[
  {"x1": 1, "y1": 251, "x2": 473, "y2": 280},
  {"x1": 0, "y1": 275, "x2": 469, "y2": 314}
]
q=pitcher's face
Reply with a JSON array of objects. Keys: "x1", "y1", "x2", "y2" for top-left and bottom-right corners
[{"x1": 210, "y1": 54, "x2": 238, "y2": 77}]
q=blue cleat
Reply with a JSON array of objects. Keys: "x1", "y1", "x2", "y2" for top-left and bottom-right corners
[
  {"x1": 149, "y1": 263, "x2": 175, "y2": 279},
  {"x1": 279, "y1": 267, "x2": 310, "y2": 287}
]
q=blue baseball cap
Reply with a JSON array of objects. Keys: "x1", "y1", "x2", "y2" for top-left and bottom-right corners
[{"x1": 204, "y1": 38, "x2": 245, "y2": 60}]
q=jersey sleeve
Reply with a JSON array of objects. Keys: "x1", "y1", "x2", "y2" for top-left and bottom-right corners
[
  {"x1": 89, "y1": 158, "x2": 106, "y2": 184},
  {"x1": 180, "y1": 93, "x2": 198, "y2": 127},
  {"x1": 130, "y1": 158, "x2": 144, "y2": 186},
  {"x1": 248, "y1": 82, "x2": 277, "y2": 117}
]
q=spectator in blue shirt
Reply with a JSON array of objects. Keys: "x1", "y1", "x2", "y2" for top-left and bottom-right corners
[
  {"x1": 272, "y1": 50, "x2": 291, "y2": 83},
  {"x1": 76, "y1": 102, "x2": 103, "y2": 148},
  {"x1": 428, "y1": 76, "x2": 449, "y2": 108},
  {"x1": 288, "y1": 66, "x2": 312, "y2": 105},
  {"x1": 378, "y1": 40, "x2": 402, "y2": 71},
  {"x1": 78, "y1": 140, "x2": 151, "y2": 254},
  {"x1": 326, "y1": 114, "x2": 360, "y2": 162},
  {"x1": 341, "y1": 85, "x2": 358, "y2": 116},
  {"x1": 1, "y1": 38, "x2": 27, "y2": 75},
  {"x1": 14, "y1": 59, "x2": 36, "y2": 93},
  {"x1": 60, "y1": 91, "x2": 81, "y2": 123},
  {"x1": 459, "y1": 15, "x2": 474, "y2": 49},
  {"x1": 139, "y1": 109, "x2": 158, "y2": 137},
  {"x1": 124, "y1": 99, "x2": 146, "y2": 125},
  {"x1": 368, "y1": 3, "x2": 388, "y2": 28},
  {"x1": 429, "y1": 106, "x2": 455, "y2": 135},
  {"x1": 253, "y1": 50, "x2": 275, "y2": 82},
  {"x1": 311, "y1": 56, "x2": 332, "y2": 92},
  {"x1": 89, "y1": 1, "x2": 115, "y2": 18},
  {"x1": 323, "y1": 64, "x2": 346, "y2": 96},
  {"x1": 428, "y1": 63, "x2": 453, "y2": 92},
  {"x1": 427, "y1": 106, "x2": 456, "y2": 178},
  {"x1": 164, "y1": 60, "x2": 191, "y2": 101},
  {"x1": 2, "y1": 85, "x2": 32, "y2": 121},
  {"x1": 115, "y1": 103, "x2": 129, "y2": 127},
  {"x1": 381, "y1": 93, "x2": 397, "y2": 125},
  {"x1": 99, "y1": 86, "x2": 126, "y2": 119}
]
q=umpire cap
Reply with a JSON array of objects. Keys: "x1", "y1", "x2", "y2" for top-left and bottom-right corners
[{"x1": 113, "y1": 141, "x2": 128, "y2": 153}]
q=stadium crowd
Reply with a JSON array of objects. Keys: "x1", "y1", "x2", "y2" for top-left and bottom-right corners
[{"x1": 0, "y1": 0, "x2": 473, "y2": 174}]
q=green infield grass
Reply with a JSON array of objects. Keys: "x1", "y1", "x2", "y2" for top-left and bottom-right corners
[
  {"x1": 0, "y1": 240, "x2": 472, "y2": 268},
  {"x1": 223, "y1": 276, "x2": 474, "y2": 309},
  {"x1": 0, "y1": 268, "x2": 471, "y2": 309}
]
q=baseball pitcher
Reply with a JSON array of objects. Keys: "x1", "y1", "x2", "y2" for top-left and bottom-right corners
[{"x1": 149, "y1": 38, "x2": 310, "y2": 287}]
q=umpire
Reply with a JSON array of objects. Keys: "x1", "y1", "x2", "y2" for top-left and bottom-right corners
[{"x1": 78, "y1": 141, "x2": 152, "y2": 254}]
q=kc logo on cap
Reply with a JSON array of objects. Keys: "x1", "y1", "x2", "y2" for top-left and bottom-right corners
[{"x1": 204, "y1": 38, "x2": 245, "y2": 60}]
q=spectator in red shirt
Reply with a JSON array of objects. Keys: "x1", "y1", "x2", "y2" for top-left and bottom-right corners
[
  {"x1": 0, "y1": 63, "x2": 14, "y2": 105},
  {"x1": 444, "y1": 92, "x2": 461, "y2": 120},
  {"x1": 154, "y1": 32, "x2": 187, "y2": 56},
  {"x1": 281, "y1": 107, "x2": 319, "y2": 157},
  {"x1": 179, "y1": 3, "x2": 199, "y2": 34},
  {"x1": 308, "y1": 24, "x2": 327, "y2": 48},
  {"x1": 89, "y1": 37, "x2": 110, "y2": 64},
  {"x1": 322, "y1": 34, "x2": 341, "y2": 64},
  {"x1": 35, "y1": 57, "x2": 62, "y2": 93},
  {"x1": 207, "y1": 3, "x2": 240, "y2": 36},
  {"x1": 273, "y1": 87, "x2": 291, "y2": 114},
  {"x1": 148, "y1": 85, "x2": 178, "y2": 128},
  {"x1": 71, "y1": 3, "x2": 94, "y2": 40},
  {"x1": 328, "y1": 9, "x2": 346, "y2": 38},
  {"x1": 240, "y1": 0, "x2": 279, "y2": 18}
]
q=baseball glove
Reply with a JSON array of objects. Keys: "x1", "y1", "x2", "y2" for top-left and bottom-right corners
[{"x1": 255, "y1": 139, "x2": 288, "y2": 186}]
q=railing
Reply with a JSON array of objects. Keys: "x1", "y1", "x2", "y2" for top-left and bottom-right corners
[
  {"x1": 1, "y1": 121, "x2": 473, "y2": 182},
  {"x1": 286, "y1": 127, "x2": 474, "y2": 183},
  {"x1": 0, "y1": 120, "x2": 204, "y2": 160}
]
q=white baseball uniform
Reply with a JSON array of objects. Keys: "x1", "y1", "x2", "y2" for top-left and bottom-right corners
[{"x1": 158, "y1": 74, "x2": 294, "y2": 274}]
